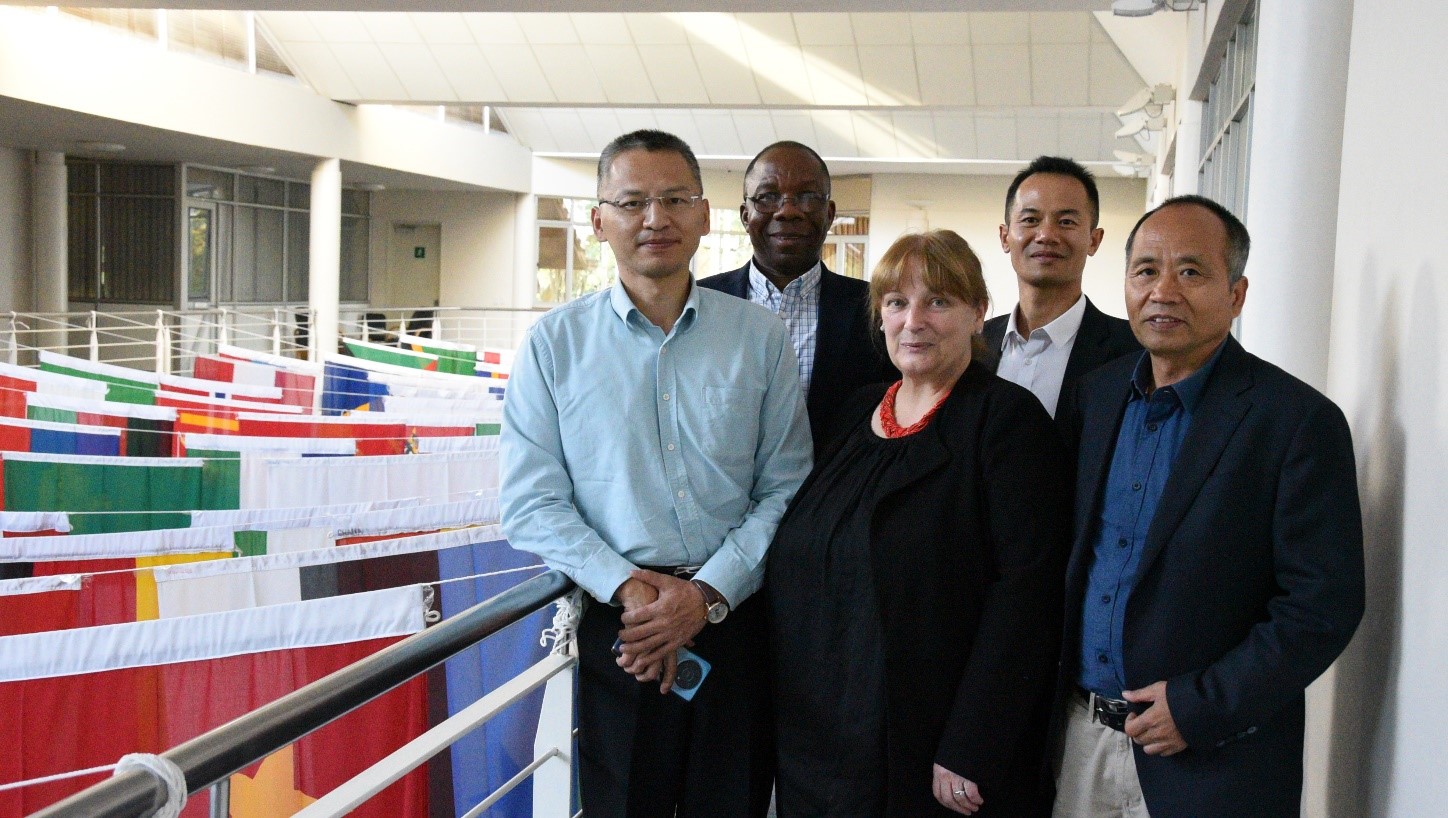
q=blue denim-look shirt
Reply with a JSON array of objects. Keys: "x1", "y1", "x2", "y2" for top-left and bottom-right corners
[
  {"x1": 500, "y1": 280, "x2": 813, "y2": 608},
  {"x1": 1078, "y1": 344, "x2": 1225, "y2": 697}
]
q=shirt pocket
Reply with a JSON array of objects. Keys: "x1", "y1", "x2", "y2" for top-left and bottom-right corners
[{"x1": 698, "y1": 385, "x2": 764, "y2": 471}]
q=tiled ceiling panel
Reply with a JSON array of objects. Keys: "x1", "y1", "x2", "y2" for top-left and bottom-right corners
[{"x1": 258, "y1": 10, "x2": 1149, "y2": 164}]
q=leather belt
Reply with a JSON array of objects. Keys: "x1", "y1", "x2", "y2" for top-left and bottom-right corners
[
  {"x1": 637, "y1": 564, "x2": 703, "y2": 579},
  {"x1": 1077, "y1": 686, "x2": 1132, "y2": 732}
]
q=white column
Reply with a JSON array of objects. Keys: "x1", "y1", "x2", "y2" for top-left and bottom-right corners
[
  {"x1": 1170, "y1": 99, "x2": 1204, "y2": 197},
  {"x1": 31, "y1": 151, "x2": 67, "y2": 314},
  {"x1": 308, "y1": 158, "x2": 341, "y2": 360},
  {"x1": 1239, "y1": 0, "x2": 1353, "y2": 393},
  {"x1": 1237, "y1": 4, "x2": 1355, "y2": 816}
]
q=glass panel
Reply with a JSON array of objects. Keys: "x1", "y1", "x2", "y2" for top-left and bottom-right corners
[
  {"x1": 340, "y1": 216, "x2": 370, "y2": 302},
  {"x1": 188, "y1": 207, "x2": 213, "y2": 302},
  {"x1": 286, "y1": 212, "x2": 309, "y2": 302},
  {"x1": 232, "y1": 205, "x2": 257, "y2": 301},
  {"x1": 536, "y1": 226, "x2": 569, "y2": 304},
  {"x1": 573, "y1": 232, "x2": 616, "y2": 298},
  {"x1": 819, "y1": 243, "x2": 838, "y2": 273},
  {"x1": 100, "y1": 196, "x2": 175, "y2": 302},
  {"x1": 68, "y1": 162, "x2": 97, "y2": 195},
  {"x1": 342, "y1": 189, "x2": 369, "y2": 217},
  {"x1": 68, "y1": 195, "x2": 98, "y2": 301},
  {"x1": 841, "y1": 241, "x2": 867, "y2": 280},
  {"x1": 166, "y1": 10, "x2": 247, "y2": 66},
  {"x1": 186, "y1": 167, "x2": 233, "y2": 200},
  {"x1": 102, "y1": 164, "x2": 173, "y2": 196},
  {"x1": 254, "y1": 21, "x2": 294, "y2": 77},
  {"x1": 536, "y1": 196, "x2": 568, "y2": 221},
  {"x1": 237, "y1": 175, "x2": 285, "y2": 207},
  {"x1": 60, "y1": 8, "x2": 157, "y2": 39},
  {"x1": 254, "y1": 208, "x2": 284, "y2": 302},
  {"x1": 287, "y1": 182, "x2": 311, "y2": 210}
]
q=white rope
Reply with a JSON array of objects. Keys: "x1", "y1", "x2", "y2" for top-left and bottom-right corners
[
  {"x1": 539, "y1": 589, "x2": 585, "y2": 655},
  {"x1": 113, "y1": 753, "x2": 187, "y2": 818},
  {"x1": 0, "y1": 764, "x2": 115, "y2": 794}
]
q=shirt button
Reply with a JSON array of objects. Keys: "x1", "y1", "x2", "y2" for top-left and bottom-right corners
[
  {"x1": 1147, "y1": 423, "x2": 1159, "y2": 432},
  {"x1": 1132, "y1": 482, "x2": 1142, "y2": 491},
  {"x1": 1101, "y1": 595, "x2": 1111, "y2": 604},
  {"x1": 667, "y1": 443, "x2": 676, "y2": 451},
  {"x1": 662, "y1": 393, "x2": 670, "y2": 401},
  {"x1": 1098, "y1": 654, "x2": 1110, "y2": 664},
  {"x1": 1118, "y1": 538, "x2": 1128, "y2": 548},
  {"x1": 677, "y1": 490, "x2": 686, "y2": 498}
]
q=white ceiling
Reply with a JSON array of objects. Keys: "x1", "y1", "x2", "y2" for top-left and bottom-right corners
[{"x1": 253, "y1": 10, "x2": 1147, "y2": 164}]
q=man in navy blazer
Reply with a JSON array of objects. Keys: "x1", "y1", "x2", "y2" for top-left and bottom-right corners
[
  {"x1": 985, "y1": 156, "x2": 1140, "y2": 427},
  {"x1": 1053, "y1": 195, "x2": 1364, "y2": 817},
  {"x1": 698, "y1": 141, "x2": 896, "y2": 455}
]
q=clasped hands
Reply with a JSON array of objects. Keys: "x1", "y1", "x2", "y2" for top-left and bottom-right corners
[{"x1": 613, "y1": 569, "x2": 708, "y2": 694}]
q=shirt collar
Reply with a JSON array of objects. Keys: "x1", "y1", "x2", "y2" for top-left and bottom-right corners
[
  {"x1": 1128, "y1": 338, "x2": 1229, "y2": 412},
  {"x1": 609, "y1": 278, "x2": 700, "y2": 333},
  {"x1": 748, "y1": 260, "x2": 822, "y2": 298},
  {"x1": 1003, "y1": 294, "x2": 1088, "y2": 347}
]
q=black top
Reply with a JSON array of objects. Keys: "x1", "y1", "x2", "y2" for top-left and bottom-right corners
[{"x1": 768, "y1": 419, "x2": 930, "y2": 815}]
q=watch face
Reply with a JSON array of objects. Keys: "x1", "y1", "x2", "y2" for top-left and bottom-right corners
[{"x1": 706, "y1": 602, "x2": 728, "y2": 624}]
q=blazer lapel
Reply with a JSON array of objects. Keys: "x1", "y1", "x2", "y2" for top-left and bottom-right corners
[
  {"x1": 1133, "y1": 338, "x2": 1254, "y2": 581},
  {"x1": 1066, "y1": 372, "x2": 1132, "y2": 583},
  {"x1": 1062, "y1": 300, "x2": 1108, "y2": 386}
]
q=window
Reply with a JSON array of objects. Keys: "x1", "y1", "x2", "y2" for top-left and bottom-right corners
[
  {"x1": 535, "y1": 197, "x2": 615, "y2": 305},
  {"x1": 1198, "y1": 4, "x2": 1258, "y2": 219},
  {"x1": 67, "y1": 161, "x2": 176, "y2": 304},
  {"x1": 825, "y1": 215, "x2": 870, "y2": 279},
  {"x1": 693, "y1": 207, "x2": 752, "y2": 280}
]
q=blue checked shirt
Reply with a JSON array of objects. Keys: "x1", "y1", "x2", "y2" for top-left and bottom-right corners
[
  {"x1": 1078, "y1": 345, "x2": 1224, "y2": 697},
  {"x1": 500, "y1": 281, "x2": 813, "y2": 608},
  {"x1": 748, "y1": 262, "x2": 821, "y2": 397}
]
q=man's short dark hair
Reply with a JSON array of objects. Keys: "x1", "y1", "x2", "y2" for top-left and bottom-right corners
[
  {"x1": 1125, "y1": 194, "x2": 1251, "y2": 284},
  {"x1": 742, "y1": 141, "x2": 831, "y2": 196},
  {"x1": 596, "y1": 130, "x2": 702, "y2": 195},
  {"x1": 1004, "y1": 155, "x2": 1101, "y2": 228}
]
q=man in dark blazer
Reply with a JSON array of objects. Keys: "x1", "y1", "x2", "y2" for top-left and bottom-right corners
[
  {"x1": 699, "y1": 141, "x2": 896, "y2": 455},
  {"x1": 1054, "y1": 195, "x2": 1364, "y2": 817},
  {"x1": 986, "y1": 156, "x2": 1140, "y2": 425}
]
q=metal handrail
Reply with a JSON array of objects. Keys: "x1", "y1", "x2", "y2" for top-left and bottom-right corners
[{"x1": 29, "y1": 570, "x2": 576, "y2": 818}]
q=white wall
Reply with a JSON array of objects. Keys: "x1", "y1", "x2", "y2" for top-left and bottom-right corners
[
  {"x1": 368, "y1": 189, "x2": 519, "y2": 309},
  {"x1": 1323, "y1": 1, "x2": 1448, "y2": 815},
  {"x1": 869, "y1": 173, "x2": 1148, "y2": 320},
  {"x1": 0, "y1": 147, "x2": 32, "y2": 314}
]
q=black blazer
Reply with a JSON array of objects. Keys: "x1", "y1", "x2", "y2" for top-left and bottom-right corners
[
  {"x1": 770, "y1": 363, "x2": 1072, "y2": 815},
  {"x1": 698, "y1": 263, "x2": 897, "y2": 456},
  {"x1": 983, "y1": 296, "x2": 1140, "y2": 429},
  {"x1": 1059, "y1": 335, "x2": 1365, "y2": 817}
]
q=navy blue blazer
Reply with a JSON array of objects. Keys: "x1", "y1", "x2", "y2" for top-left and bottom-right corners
[
  {"x1": 982, "y1": 296, "x2": 1141, "y2": 432},
  {"x1": 698, "y1": 263, "x2": 897, "y2": 455},
  {"x1": 1060, "y1": 335, "x2": 1364, "y2": 817}
]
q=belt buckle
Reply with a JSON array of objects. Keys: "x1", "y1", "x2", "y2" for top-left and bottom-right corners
[
  {"x1": 671, "y1": 565, "x2": 702, "y2": 578},
  {"x1": 1088, "y1": 691, "x2": 1132, "y2": 732}
]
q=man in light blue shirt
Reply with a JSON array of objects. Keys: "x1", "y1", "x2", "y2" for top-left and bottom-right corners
[{"x1": 501, "y1": 130, "x2": 811, "y2": 817}]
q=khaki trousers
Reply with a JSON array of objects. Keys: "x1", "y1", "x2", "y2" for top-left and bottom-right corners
[{"x1": 1052, "y1": 692, "x2": 1151, "y2": 818}]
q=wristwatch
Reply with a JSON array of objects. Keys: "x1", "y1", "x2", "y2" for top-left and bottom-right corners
[{"x1": 691, "y1": 579, "x2": 729, "y2": 624}]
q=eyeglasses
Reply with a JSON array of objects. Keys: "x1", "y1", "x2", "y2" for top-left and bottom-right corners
[
  {"x1": 599, "y1": 195, "x2": 704, "y2": 216},
  {"x1": 745, "y1": 192, "x2": 829, "y2": 214}
]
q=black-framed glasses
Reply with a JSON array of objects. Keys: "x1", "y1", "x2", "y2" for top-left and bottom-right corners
[
  {"x1": 599, "y1": 195, "x2": 703, "y2": 216},
  {"x1": 745, "y1": 192, "x2": 829, "y2": 214}
]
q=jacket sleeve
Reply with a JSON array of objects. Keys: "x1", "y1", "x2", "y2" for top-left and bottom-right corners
[
  {"x1": 1166, "y1": 399, "x2": 1365, "y2": 749},
  {"x1": 934, "y1": 388, "x2": 1073, "y2": 792}
]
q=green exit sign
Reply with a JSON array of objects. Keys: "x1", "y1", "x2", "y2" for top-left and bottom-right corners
[{"x1": 414, "y1": 246, "x2": 426, "y2": 259}]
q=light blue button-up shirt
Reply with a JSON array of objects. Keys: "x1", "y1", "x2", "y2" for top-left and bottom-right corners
[{"x1": 500, "y1": 280, "x2": 813, "y2": 608}]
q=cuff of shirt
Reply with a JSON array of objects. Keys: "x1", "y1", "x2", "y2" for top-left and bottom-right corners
[
  {"x1": 694, "y1": 555, "x2": 755, "y2": 610},
  {"x1": 574, "y1": 548, "x2": 637, "y2": 607}
]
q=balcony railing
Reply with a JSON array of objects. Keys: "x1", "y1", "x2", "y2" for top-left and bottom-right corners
[{"x1": 27, "y1": 570, "x2": 579, "y2": 818}]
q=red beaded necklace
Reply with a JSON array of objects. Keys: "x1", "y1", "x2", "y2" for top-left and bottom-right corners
[{"x1": 878, "y1": 380, "x2": 951, "y2": 438}]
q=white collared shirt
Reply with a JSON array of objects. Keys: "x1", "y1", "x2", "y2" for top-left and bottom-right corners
[
  {"x1": 995, "y1": 294, "x2": 1088, "y2": 418},
  {"x1": 747, "y1": 261, "x2": 821, "y2": 397}
]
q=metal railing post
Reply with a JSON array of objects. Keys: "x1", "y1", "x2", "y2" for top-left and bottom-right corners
[
  {"x1": 153, "y1": 310, "x2": 171, "y2": 375},
  {"x1": 272, "y1": 308, "x2": 283, "y2": 357},
  {"x1": 7, "y1": 312, "x2": 17, "y2": 366},
  {"x1": 218, "y1": 307, "x2": 230, "y2": 348},
  {"x1": 208, "y1": 779, "x2": 229, "y2": 818},
  {"x1": 88, "y1": 310, "x2": 99, "y2": 361}
]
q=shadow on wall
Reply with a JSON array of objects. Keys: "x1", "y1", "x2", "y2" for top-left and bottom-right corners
[{"x1": 1325, "y1": 261, "x2": 1442, "y2": 817}]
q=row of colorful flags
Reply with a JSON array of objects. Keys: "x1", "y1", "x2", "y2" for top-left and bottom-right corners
[{"x1": 0, "y1": 339, "x2": 550, "y2": 818}]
